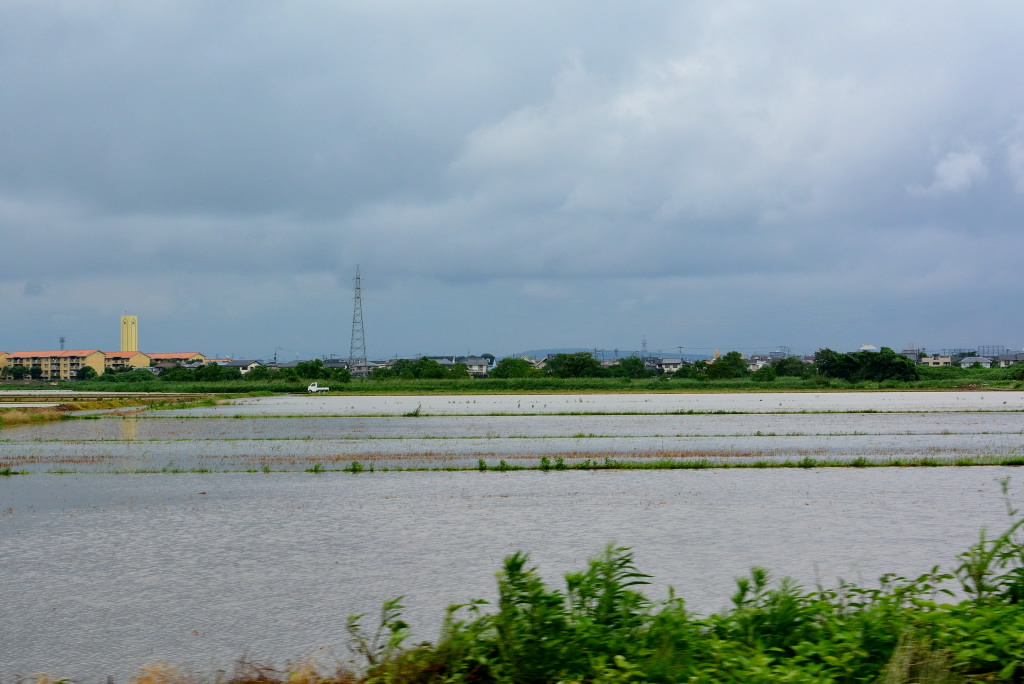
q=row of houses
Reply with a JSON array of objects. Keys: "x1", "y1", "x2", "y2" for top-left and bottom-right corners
[
  {"x1": 0, "y1": 349, "x2": 498, "y2": 381},
  {"x1": 912, "y1": 352, "x2": 1024, "y2": 369},
  {"x1": 0, "y1": 350, "x2": 206, "y2": 380}
]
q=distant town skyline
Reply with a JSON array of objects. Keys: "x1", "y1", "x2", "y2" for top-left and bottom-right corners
[{"x1": 2, "y1": 312, "x2": 1017, "y2": 364}]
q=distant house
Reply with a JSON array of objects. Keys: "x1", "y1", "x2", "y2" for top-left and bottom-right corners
[
  {"x1": 526, "y1": 357, "x2": 547, "y2": 371},
  {"x1": 996, "y1": 353, "x2": 1024, "y2": 368},
  {"x1": 223, "y1": 359, "x2": 262, "y2": 375},
  {"x1": 919, "y1": 354, "x2": 952, "y2": 367},
  {"x1": 656, "y1": 358, "x2": 683, "y2": 374},
  {"x1": 958, "y1": 356, "x2": 992, "y2": 369},
  {"x1": 323, "y1": 358, "x2": 350, "y2": 371},
  {"x1": 745, "y1": 355, "x2": 772, "y2": 372},
  {"x1": 900, "y1": 346, "x2": 921, "y2": 361},
  {"x1": 460, "y1": 357, "x2": 490, "y2": 377}
]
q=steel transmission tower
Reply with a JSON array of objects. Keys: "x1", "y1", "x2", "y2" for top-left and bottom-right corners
[{"x1": 348, "y1": 266, "x2": 368, "y2": 377}]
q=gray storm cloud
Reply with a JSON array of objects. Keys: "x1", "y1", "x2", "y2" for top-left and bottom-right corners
[{"x1": 2, "y1": 1, "x2": 1023, "y2": 356}]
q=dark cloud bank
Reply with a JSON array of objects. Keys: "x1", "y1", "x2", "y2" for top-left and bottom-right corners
[{"x1": 2, "y1": 2, "x2": 1023, "y2": 358}]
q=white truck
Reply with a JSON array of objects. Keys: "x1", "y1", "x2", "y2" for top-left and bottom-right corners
[{"x1": 307, "y1": 382, "x2": 329, "y2": 393}]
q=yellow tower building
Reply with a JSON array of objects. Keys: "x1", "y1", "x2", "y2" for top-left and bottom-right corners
[{"x1": 120, "y1": 315, "x2": 138, "y2": 352}]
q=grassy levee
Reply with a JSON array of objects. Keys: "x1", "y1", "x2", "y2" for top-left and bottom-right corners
[
  {"x1": 54, "y1": 373, "x2": 1024, "y2": 394},
  {"x1": 0, "y1": 393, "x2": 223, "y2": 430},
  {"x1": 32, "y1": 493, "x2": 1024, "y2": 683},
  {"x1": 0, "y1": 396, "x2": 166, "y2": 430}
]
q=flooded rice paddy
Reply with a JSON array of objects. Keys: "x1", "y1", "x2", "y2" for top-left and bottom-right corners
[
  {"x1": 3, "y1": 391, "x2": 1024, "y2": 679},
  {"x1": 3, "y1": 391, "x2": 1024, "y2": 472}
]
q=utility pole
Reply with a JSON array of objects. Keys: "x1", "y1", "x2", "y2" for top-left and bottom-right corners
[
  {"x1": 60, "y1": 336, "x2": 66, "y2": 351},
  {"x1": 348, "y1": 265, "x2": 368, "y2": 377}
]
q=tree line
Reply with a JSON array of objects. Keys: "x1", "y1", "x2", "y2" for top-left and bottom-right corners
[{"x1": 10, "y1": 348, "x2": 1024, "y2": 386}]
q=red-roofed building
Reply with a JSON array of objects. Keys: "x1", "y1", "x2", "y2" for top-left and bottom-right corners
[
  {"x1": 3, "y1": 350, "x2": 106, "y2": 380},
  {"x1": 104, "y1": 351, "x2": 152, "y2": 372}
]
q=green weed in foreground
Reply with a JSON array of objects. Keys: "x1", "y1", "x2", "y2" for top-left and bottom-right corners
[
  {"x1": 30, "y1": 484, "x2": 1024, "y2": 683},
  {"x1": 344, "y1": 486, "x2": 1024, "y2": 683}
]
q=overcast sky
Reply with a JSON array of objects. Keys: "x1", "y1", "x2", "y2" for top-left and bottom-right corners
[{"x1": 3, "y1": 2, "x2": 1023, "y2": 360}]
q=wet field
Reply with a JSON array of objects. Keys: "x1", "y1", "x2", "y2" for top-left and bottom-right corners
[
  {"x1": 3, "y1": 391, "x2": 1024, "y2": 679},
  {"x1": 2, "y1": 391, "x2": 1024, "y2": 472}
]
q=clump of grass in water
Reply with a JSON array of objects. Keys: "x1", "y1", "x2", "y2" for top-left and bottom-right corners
[
  {"x1": 403, "y1": 404, "x2": 422, "y2": 417},
  {"x1": 306, "y1": 463, "x2": 324, "y2": 473}
]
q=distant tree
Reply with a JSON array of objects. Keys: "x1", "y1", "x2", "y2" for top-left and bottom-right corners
[
  {"x1": 1006, "y1": 361, "x2": 1024, "y2": 381},
  {"x1": 9, "y1": 365, "x2": 30, "y2": 380},
  {"x1": 449, "y1": 363, "x2": 470, "y2": 379},
  {"x1": 414, "y1": 357, "x2": 448, "y2": 379},
  {"x1": 221, "y1": 367, "x2": 243, "y2": 381},
  {"x1": 674, "y1": 361, "x2": 707, "y2": 380},
  {"x1": 29, "y1": 366, "x2": 43, "y2": 380},
  {"x1": 814, "y1": 348, "x2": 858, "y2": 381},
  {"x1": 194, "y1": 363, "x2": 225, "y2": 382},
  {"x1": 481, "y1": 353, "x2": 496, "y2": 365},
  {"x1": 76, "y1": 366, "x2": 98, "y2": 381},
  {"x1": 160, "y1": 365, "x2": 195, "y2": 382},
  {"x1": 705, "y1": 351, "x2": 749, "y2": 380},
  {"x1": 607, "y1": 356, "x2": 652, "y2": 379},
  {"x1": 277, "y1": 367, "x2": 299, "y2": 382},
  {"x1": 815, "y1": 347, "x2": 919, "y2": 383},
  {"x1": 489, "y1": 358, "x2": 540, "y2": 379},
  {"x1": 332, "y1": 367, "x2": 352, "y2": 383},
  {"x1": 545, "y1": 352, "x2": 604, "y2": 378},
  {"x1": 772, "y1": 356, "x2": 810, "y2": 378},
  {"x1": 244, "y1": 365, "x2": 273, "y2": 381},
  {"x1": 751, "y1": 364, "x2": 777, "y2": 383},
  {"x1": 119, "y1": 369, "x2": 158, "y2": 383},
  {"x1": 861, "y1": 347, "x2": 920, "y2": 382},
  {"x1": 295, "y1": 359, "x2": 331, "y2": 380},
  {"x1": 390, "y1": 359, "x2": 418, "y2": 379},
  {"x1": 369, "y1": 366, "x2": 396, "y2": 380}
]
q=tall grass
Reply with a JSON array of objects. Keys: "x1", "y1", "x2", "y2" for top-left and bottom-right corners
[{"x1": 346, "y1": 494, "x2": 1024, "y2": 683}]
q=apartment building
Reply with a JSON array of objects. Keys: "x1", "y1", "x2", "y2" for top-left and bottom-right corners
[
  {"x1": 104, "y1": 351, "x2": 152, "y2": 372},
  {"x1": 3, "y1": 350, "x2": 106, "y2": 380}
]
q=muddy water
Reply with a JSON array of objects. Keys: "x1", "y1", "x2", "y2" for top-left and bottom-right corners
[
  {"x1": 2, "y1": 468, "x2": 1022, "y2": 680},
  {"x1": 3, "y1": 392, "x2": 1024, "y2": 679}
]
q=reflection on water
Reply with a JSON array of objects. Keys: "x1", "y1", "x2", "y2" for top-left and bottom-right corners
[
  {"x1": 1, "y1": 468, "x2": 1021, "y2": 680},
  {"x1": 120, "y1": 417, "x2": 139, "y2": 441},
  {"x1": 4, "y1": 393, "x2": 1024, "y2": 472}
]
